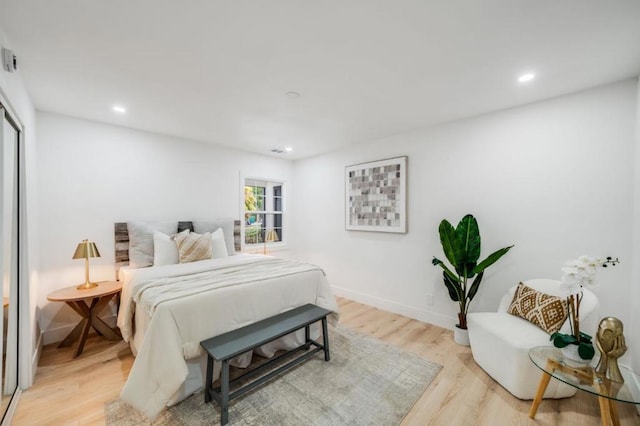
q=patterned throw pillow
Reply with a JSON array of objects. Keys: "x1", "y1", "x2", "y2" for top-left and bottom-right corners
[
  {"x1": 173, "y1": 231, "x2": 212, "y2": 263},
  {"x1": 507, "y1": 283, "x2": 568, "y2": 334}
]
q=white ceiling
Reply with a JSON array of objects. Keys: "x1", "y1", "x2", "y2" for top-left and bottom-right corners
[{"x1": 1, "y1": 1, "x2": 640, "y2": 159}]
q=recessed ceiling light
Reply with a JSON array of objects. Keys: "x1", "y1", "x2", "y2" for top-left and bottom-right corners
[
  {"x1": 517, "y1": 73, "x2": 535, "y2": 83},
  {"x1": 112, "y1": 105, "x2": 127, "y2": 114},
  {"x1": 285, "y1": 91, "x2": 300, "y2": 99},
  {"x1": 284, "y1": 147, "x2": 293, "y2": 152}
]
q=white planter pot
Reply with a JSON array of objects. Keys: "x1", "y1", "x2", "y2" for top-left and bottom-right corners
[{"x1": 453, "y1": 326, "x2": 470, "y2": 346}]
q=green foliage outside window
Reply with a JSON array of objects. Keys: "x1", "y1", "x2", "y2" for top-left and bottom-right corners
[{"x1": 244, "y1": 186, "x2": 264, "y2": 211}]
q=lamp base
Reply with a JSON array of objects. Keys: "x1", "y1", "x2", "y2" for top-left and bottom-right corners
[{"x1": 76, "y1": 282, "x2": 99, "y2": 290}]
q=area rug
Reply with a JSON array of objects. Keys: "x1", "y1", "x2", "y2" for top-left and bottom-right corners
[{"x1": 105, "y1": 325, "x2": 441, "y2": 425}]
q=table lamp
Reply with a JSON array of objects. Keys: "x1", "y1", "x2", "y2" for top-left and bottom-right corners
[
  {"x1": 263, "y1": 229, "x2": 279, "y2": 255},
  {"x1": 73, "y1": 239, "x2": 101, "y2": 290}
]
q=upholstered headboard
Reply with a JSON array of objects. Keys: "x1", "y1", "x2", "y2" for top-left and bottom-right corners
[{"x1": 114, "y1": 220, "x2": 241, "y2": 279}]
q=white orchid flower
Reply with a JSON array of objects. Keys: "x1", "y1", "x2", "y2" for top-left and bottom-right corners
[
  {"x1": 560, "y1": 255, "x2": 604, "y2": 289},
  {"x1": 556, "y1": 255, "x2": 617, "y2": 351}
]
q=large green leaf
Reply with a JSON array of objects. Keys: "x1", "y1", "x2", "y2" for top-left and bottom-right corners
[
  {"x1": 464, "y1": 262, "x2": 477, "y2": 278},
  {"x1": 473, "y1": 245, "x2": 514, "y2": 274},
  {"x1": 442, "y1": 271, "x2": 463, "y2": 302},
  {"x1": 578, "y1": 342, "x2": 595, "y2": 359},
  {"x1": 551, "y1": 333, "x2": 577, "y2": 348},
  {"x1": 432, "y1": 257, "x2": 460, "y2": 283},
  {"x1": 454, "y1": 215, "x2": 481, "y2": 269},
  {"x1": 466, "y1": 271, "x2": 484, "y2": 302},
  {"x1": 438, "y1": 220, "x2": 458, "y2": 268}
]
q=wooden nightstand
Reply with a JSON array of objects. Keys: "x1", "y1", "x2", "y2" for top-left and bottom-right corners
[{"x1": 47, "y1": 280, "x2": 123, "y2": 358}]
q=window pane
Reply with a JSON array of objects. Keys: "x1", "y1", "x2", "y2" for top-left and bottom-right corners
[
  {"x1": 273, "y1": 214, "x2": 283, "y2": 241},
  {"x1": 245, "y1": 224, "x2": 260, "y2": 244},
  {"x1": 261, "y1": 213, "x2": 281, "y2": 243},
  {"x1": 244, "y1": 214, "x2": 265, "y2": 244},
  {"x1": 244, "y1": 186, "x2": 256, "y2": 211},
  {"x1": 273, "y1": 185, "x2": 282, "y2": 211},
  {"x1": 244, "y1": 185, "x2": 265, "y2": 211},
  {"x1": 255, "y1": 188, "x2": 265, "y2": 210}
]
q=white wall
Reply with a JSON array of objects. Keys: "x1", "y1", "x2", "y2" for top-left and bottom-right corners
[
  {"x1": 292, "y1": 79, "x2": 637, "y2": 347},
  {"x1": 631, "y1": 79, "x2": 640, "y2": 378},
  {"x1": 36, "y1": 112, "x2": 293, "y2": 342},
  {"x1": 0, "y1": 27, "x2": 38, "y2": 387}
]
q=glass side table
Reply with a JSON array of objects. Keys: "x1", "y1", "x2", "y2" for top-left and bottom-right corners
[{"x1": 528, "y1": 346, "x2": 640, "y2": 426}]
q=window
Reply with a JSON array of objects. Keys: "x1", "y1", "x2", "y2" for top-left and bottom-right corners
[{"x1": 244, "y1": 178, "x2": 284, "y2": 248}]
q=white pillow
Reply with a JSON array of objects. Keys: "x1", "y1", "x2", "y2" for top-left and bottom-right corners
[
  {"x1": 193, "y1": 219, "x2": 235, "y2": 254},
  {"x1": 127, "y1": 221, "x2": 178, "y2": 268},
  {"x1": 210, "y1": 228, "x2": 229, "y2": 259},
  {"x1": 153, "y1": 230, "x2": 183, "y2": 266}
]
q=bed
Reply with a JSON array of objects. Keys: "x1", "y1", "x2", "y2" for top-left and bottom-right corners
[{"x1": 114, "y1": 220, "x2": 339, "y2": 419}]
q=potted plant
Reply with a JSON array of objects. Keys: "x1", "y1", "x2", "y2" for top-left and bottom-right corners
[
  {"x1": 550, "y1": 256, "x2": 619, "y2": 362},
  {"x1": 432, "y1": 214, "x2": 513, "y2": 345}
]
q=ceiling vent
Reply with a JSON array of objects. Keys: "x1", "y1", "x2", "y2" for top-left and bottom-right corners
[{"x1": 2, "y1": 48, "x2": 18, "y2": 73}]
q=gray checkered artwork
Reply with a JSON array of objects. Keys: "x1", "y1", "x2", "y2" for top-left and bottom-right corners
[{"x1": 345, "y1": 156, "x2": 407, "y2": 233}]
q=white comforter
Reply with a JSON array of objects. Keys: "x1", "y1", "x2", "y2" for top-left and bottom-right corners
[{"x1": 117, "y1": 254, "x2": 338, "y2": 419}]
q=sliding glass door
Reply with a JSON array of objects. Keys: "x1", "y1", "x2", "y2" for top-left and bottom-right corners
[{"x1": 0, "y1": 105, "x2": 20, "y2": 421}]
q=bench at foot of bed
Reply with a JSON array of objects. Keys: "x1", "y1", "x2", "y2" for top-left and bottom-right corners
[{"x1": 199, "y1": 303, "x2": 331, "y2": 426}]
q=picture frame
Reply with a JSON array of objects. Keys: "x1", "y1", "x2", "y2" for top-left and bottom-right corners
[{"x1": 345, "y1": 156, "x2": 407, "y2": 233}]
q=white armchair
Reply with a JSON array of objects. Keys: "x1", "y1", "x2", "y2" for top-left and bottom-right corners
[{"x1": 467, "y1": 279, "x2": 599, "y2": 400}]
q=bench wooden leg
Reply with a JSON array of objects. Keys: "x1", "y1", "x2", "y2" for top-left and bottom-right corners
[
  {"x1": 205, "y1": 356, "x2": 213, "y2": 403},
  {"x1": 221, "y1": 359, "x2": 230, "y2": 425},
  {"x1": 304, "y1": 324, "x2": 310, "y2": 349},
  {"x1": 322, "y1": 317, "x2": 330, "y2": 361}
]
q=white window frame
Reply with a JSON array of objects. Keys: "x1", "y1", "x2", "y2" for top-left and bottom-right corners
[{"x1": 240, "y1": 176, "x2": 286, "y2": 252}]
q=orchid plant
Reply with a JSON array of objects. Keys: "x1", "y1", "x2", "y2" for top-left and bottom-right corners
[{"x1": 550, "y1": 255, "x2": 619, "y2": 359}]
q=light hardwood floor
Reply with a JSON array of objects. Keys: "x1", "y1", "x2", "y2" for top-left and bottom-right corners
[{"x1": 11, "y1": 297, "x2": 640, "y2": 425}]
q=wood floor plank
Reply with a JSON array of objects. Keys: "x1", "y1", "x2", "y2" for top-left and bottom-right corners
[{"x1": 11, "y1": 297, "x2": 640, "y2": 425}]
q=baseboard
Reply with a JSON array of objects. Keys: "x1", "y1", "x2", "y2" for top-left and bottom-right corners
[
  {"x1": 331, "y1": 285, "x2": 455, "y2": 330},
  {"x1": 41, "y1": 314, "x2": 118, "y2": 345},
  {"x1": 42, "y1": 323, "x2": 75, "y2": 346}
]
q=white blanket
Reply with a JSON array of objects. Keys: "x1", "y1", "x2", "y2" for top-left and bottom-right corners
[{"x1": 117, "y1": 254, "x2": 338, "y2": 419}]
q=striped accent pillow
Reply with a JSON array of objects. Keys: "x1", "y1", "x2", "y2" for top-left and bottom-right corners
[
  {"x1": 173, "y1": 231, "x2": 212, "y2": 263},
  {"x1": 507, "y1": 283, "x2": 568, "y2": 334}
]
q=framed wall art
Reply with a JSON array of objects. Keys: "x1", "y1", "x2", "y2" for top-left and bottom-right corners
[{"x1": 345, "y1": 156, "x2": 407, "y2": 233}]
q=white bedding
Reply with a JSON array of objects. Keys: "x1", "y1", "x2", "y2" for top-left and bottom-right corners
[{"x1": 117, "y1": 254, "x2": 339, "y2": 419}]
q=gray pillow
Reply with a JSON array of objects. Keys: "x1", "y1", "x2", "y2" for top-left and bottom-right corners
[
  {"x1": 192, "y1": 219, "x2": 235, "y2": 254},
  {"x1": 127, "y1": 221, "x2": 178, "y2": 268}
]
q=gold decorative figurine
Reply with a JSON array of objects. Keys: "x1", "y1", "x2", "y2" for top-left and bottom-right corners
[{"x1": 595, "y1": 317, "x2": 627, "y2": 383}]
